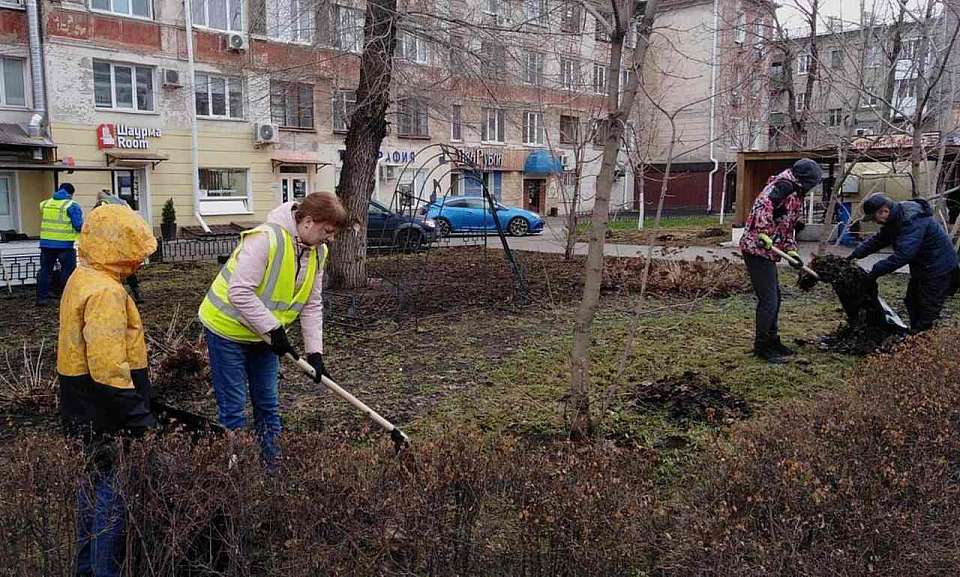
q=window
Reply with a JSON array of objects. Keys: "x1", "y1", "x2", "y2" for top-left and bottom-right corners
[
  {"x1": 797, "y1": 53, "x2": 810, "y2": 75},
  {"x1": 830, "y1": 47, "x2": 842, "y2": 68},
  {"x1": 523, "y1": 51, "x2": 544, "y2": 85},
  {"x1": 397, "y1": 98, "x2": 429, "y2": 137},
  {"x1": 195, "y1": 73, "x2": 242, "y2": 119},
  {"x1": 828, "y1": 108, "x2": 842, "y2": 127},
  {"x1": 592, "y1": 63, "x2": 606, "y2": 94},
  {"x1": 795, "y1": 92, "x2": 808, "y2": 110},
  {"x1": 524, "y1": 0, "x2": 545, "y2": 26},
  {"x1": 482, "y1": 0, "x2": 499, "y2": 15},
  {"x1": 331, "y1": 89, "x2": 356, "y2": 132},
  {"x1": 481, "y1": 41, "x2": 505, "y2": 80},
  {"x1": 267, "y1": 0, "x2": 314, "y2": 42},
  {"x1": 865, "y1": 46, "x2": 880, "y2": 68},
  {"x1": 863, "y1": 85, "x2": 880, "y2": 107},
  {"x1": 901, "y1": 38, "x2": 919, "y2": 61},
  {"x1": 481, "y1": 107, "x2": 504, "y2": 142},
  {"x1": 592, "y1": 118, "x2": 608, "y2": 146},
  {"x1": 896, "y1": 78, "x2": 917, "y2": 99},
  {"x1": 200, "y1": 168, "x2": 248, "y2": 198},
  {"x1": 398, "y1": 31, "x2": 428, "y2": 63},
  {"x1": 560, "y1": 2, "x2": 581, "y2": 33},
  {"x1": 560, "y1": 57, "x2": 579, "y2": 90},
  {"x1": 450, "y1": 104, "x2": 462, "y2": 141},
  {"x1": 449, "y1": 34, "x2": 465, "y2": 68},
  {"x1": 594, "y1": 12, "x2": 610, "y2": 42},
  {"x1": 522, "y1": 111, "x2": 544, "y2": 145},
  {"x1": 559, "y1": 114, "x2": 578, "y2": 144},
  {"x1": 191, "y1": 0, "x2": 242, "y2": 31},
  {"x1": 93, "y1": 60, "x2": 154, "y2": 112},
  {"x1": 734, "y1": 12, "x2": 746, "y2": 43},
  {"x1": 271, "y1": 81, "x2": 314, "y2": 129},
  {"x1": 0, "y1": 58, "x2": 25, "y2": 107},
  {"x1": 335, "y1": 5, "x2": 364, "y2": 53},
  {"x1": 91, "y1": 0, "x2": 151, "y2": 19}
]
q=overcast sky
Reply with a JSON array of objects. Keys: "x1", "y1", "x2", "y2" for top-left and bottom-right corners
[{"x1": 776, "y1": 0, "x2": 934, "y2": 28}]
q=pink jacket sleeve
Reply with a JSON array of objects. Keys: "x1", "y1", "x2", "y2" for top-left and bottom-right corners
[
  {"x1": 227, "y1": 233, "x2": 281, "y2": 337},
  {"x1": 299, "y1": 266, "x2": 324, "y2": 354}
]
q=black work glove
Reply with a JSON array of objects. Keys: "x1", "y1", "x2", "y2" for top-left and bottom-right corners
[
  {"x1": 306, "y1": 352, "x2": 330, "y2": 383},
  {"x1": 786, "y1": 250, "x2": 804, "y2": 270},
  {"x1": 267, "y1": 327, "x2": 298, "y2": 359}
]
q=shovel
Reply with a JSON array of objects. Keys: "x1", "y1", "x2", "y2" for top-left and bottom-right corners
[
  {"x1": 263, "y1": 334, "x2": 410, "y2": 453},
  {"x1": 769, "y1": 245, "x2": 909, "y2": 331}
]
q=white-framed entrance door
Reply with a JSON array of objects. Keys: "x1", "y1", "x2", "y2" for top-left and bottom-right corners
[
  {"x1": 280, "y1": 173, "x2": 309, "y2": 203},
  {"x1": 113, "y1": 168, "x2": 149, "y2": 221},
  {"x1": 0, "y1": 172, "x2": 18, "y2": 231}
]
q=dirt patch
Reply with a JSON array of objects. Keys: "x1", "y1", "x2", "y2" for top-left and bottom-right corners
[
  {"x1": 802, "y1": 255, "x2": 905, "y2": 355},
  {"x1": 152, "y1": 339, "x2": 210, "y2": 401},
  {"x1": 633, "y1": 371, "x2": 751, "y2": 424}
]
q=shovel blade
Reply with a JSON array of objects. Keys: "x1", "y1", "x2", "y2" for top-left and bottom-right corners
[{"x1": 877, "y1": 295, "x2": 909, "y2": 331}]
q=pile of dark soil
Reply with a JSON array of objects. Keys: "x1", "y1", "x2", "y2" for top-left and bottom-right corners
[
  {"x1": 804, "y1": 255, "x2": 904, "y2": 355},
  {"x1": 152, "y1": 340, "x2": 209, "y2": 399},
  {"x1": 698, "y1": 227, "x2": 727, "y2": 238},
  {"x1": 633, "y1": 370, "x2": 751, "y2": 424}
]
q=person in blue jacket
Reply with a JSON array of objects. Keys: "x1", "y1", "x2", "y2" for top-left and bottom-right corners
[
  {"x1": 849, "y1": 193, "x2": 959, "y2": 332},
  {"x1": 37, "y1": 183, "x2": 83, "y2": 306}
]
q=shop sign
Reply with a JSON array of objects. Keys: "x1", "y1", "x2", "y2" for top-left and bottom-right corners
[
  {"x1": 337, "y1": 149, "x2": 417, "y2": 164},
  {"x1": 453, "y1": 148, "x2": 503, "y2": 169},
  {"x1": 97, "y1": 123, "x2": 162, "y2": 150}
]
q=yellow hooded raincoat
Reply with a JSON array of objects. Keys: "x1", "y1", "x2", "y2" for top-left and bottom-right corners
[{"x1": 58, "y1": 204, "x2": 158, "y2": 437}]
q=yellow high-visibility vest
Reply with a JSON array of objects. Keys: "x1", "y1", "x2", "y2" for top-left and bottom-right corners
[
  {"x1": 39, "y1": 198, "x2": 79, "y2": 243},
  {"x1": 199, "y1": 223, "x2": 325, "y2": 343}
]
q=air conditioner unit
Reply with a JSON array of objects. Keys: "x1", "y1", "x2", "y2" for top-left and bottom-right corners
[
  {"x1": 162, "y1": 68, "x2": 181, "y2": 88},
  {"x1": 254, "y1": 122, "x2": 279, "y2": 145},
  {"x1": 227, "y1": 33, "x2": 248, "y2": 52}
]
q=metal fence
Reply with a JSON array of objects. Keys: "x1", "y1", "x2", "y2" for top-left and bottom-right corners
[
  {"x1": 153, "y1": 235, "x2": 241, "y2": 263},
  {"x1": 0, "y1": 253, "x2": 46, "y2": 289}
]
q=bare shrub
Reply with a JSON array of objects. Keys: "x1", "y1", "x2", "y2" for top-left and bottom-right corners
[
  {"x1": 0, "y1": 342, "x2": 56, "y2": 414},
  {"x1": 661, "y1": 329, "x2": 960, "y2": 576}
]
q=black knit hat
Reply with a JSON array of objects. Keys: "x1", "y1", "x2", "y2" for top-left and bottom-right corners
[
  {"x1": 791, "y1": 159, "x2": 823, "y2": 192},
  {"x1": 59, "y1": 183, "x2": 75, "y2": 196},
  {"x1": 861, "y1": 193, "x2": 893, "y2": 222}
]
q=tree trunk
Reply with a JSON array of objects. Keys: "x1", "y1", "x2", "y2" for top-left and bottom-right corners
[
  {"x1": 564, "y1": 147, "x2": 584, "y2": 260},
  {"x1": 328, "y1": 0, "x2": 398, "y2": 289},
  {"x1": 567, "y1": 0, "x2": 659, "y2": 440}
]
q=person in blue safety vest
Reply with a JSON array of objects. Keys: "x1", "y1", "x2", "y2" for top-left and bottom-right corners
[{"x1": 37, "y1": 182, "x2": 83, "y2": 306}]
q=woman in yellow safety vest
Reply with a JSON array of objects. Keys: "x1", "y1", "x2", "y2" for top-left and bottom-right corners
[{"x1": 198, "y1": 192, "x2": 346, "y2": 466}]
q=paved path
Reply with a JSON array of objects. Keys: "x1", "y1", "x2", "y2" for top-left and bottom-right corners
[{"x1": 443, "y1": 216, "x2": 904, "y2": 273}]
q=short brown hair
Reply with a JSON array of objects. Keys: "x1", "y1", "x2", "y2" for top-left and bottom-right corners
[{"x1": 294, "y1": 192, "x2": 348, "y2": 228}]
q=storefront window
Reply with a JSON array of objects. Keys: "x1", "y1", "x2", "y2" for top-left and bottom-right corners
[
  {"x1": 94, "y1": 60, "x2": 155, "y2": 112},
  {"x1": 199, "y1": 168, "x2": 248, "y2": 198}
]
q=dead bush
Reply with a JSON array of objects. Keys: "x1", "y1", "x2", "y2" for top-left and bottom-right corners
[
  {"x1": 1, "y1": 431, "x2": 659, "y2": 576},
  {"x1": 0, "y1": 342, "x2": 57, "y2": 414},
  {"x1": 661, "y1": 328, "x2": 960, "y2": 576}
]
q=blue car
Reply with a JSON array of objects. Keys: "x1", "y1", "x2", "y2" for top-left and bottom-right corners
[{"x1": 424, "y1": 197, "x2": 544, "y2": 237}]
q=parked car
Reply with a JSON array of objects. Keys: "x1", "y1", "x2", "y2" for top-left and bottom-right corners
[
  {"x1": 423, "y1": 197, "x2": 544, "y2": 237},
  {"x1": 367, "y1": 200, "x2": 437, "y2": 251}
]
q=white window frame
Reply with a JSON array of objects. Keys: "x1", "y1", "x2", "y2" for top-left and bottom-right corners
[
  {"x1": 268, "y1": 0, "x2": 314, "y2": 43},
  {"x1": 450, "y1": 104, "x2": 462, "y2": 141},
  {"x1": 592, "y1": 63, "x2": 607, "y2": 94},
  {"x1": 93, "y1": 60, "x2": 156, "y2": 113},
  {"x1": 523, "y1": 111, "x2": 544, "y2": 145},
  {"x1": 828, "y1": 108, "x2": 842, "y2": 127},
  {"x1": 797, "y1": 53, "x2": 810, "y2": 75},
  {"x1": 795, "y1": 92, "x2": 808, "y2": 110},
  {"x1": 335, "y1": 5, "x2": 364, "y2": 53},
  {"x1": 482, "y1": 0, "x2": 500, "y2": 17},
  {"x1": 197, "y1": 167, "x2": 252, "y2": 215},
  {"x1": 560, "y1": 57, "x2": 578, "y2": 90},
  {"x1": 195, "y1": 72, "x2": 244, "y2": 119},
  {"x1": 90, "y1": 0, "x2": 152, "y2": 20},
  {"x1": 523, "y1": 0, "x2": 545, "y2": 26},
  {"x1": 0, "y1": 57, "x2": 27, "y2": 108},
  {"x1": 192, "y1": 0, "x2": 243, "y2": 32},
  {"x1": 481, "y1": 107, "x2": 504, "y2": 143},
  {"x1": 734, "y1": 12, "x2": 746, "y2": 43},
  {"x1": 398, "y1": 31, "x2": 428, "y2": 63},
  {"x1": 331, "y1": 89, "x2": 356, "y2": 133},
  {"x1": 523, "y1": 51, "x2": 543, "y2": 85},
  {"x1": 863, "y1": 85, "x2": 880, "y2": 108}
]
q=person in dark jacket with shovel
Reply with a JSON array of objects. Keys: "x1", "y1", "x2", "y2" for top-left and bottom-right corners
[
  {"x1": 740, "y1": 158, "x2": 823, "y2": 363},
  {"x1": 849, "y1": 193, "x2": 958, "y2": 332}
]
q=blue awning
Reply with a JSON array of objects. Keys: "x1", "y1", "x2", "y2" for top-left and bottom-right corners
[{"x1": 523, "y1": 149, "x2": 563, "y2": 176}]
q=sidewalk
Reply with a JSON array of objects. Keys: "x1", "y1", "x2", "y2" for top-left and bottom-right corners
[{"x1": 453, "y1": 216, "x2": 903, "y2": 273}]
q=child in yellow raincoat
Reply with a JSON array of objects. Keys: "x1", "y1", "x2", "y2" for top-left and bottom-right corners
[{"x1": 57, "y1": 203, "x2": 157, "y2": 577}]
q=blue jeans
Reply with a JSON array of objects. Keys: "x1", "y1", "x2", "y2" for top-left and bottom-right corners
[
  {"x1": 205, "y1": 328, "x2": 281, "y2": 465},
  {"x1": 76, "y1": 471, "x2": 125, "y2": 577},
  {"x1": 37, "y1": 246, "x2": 76, "y2": 302}
]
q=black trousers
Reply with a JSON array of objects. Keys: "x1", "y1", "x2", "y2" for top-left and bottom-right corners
[
  {"x1": 905, "y1": 272, "x2": 953, "y2": 332},
  {"x1": 743, "y1": 253, "x2": 781, "y2": 346}
]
